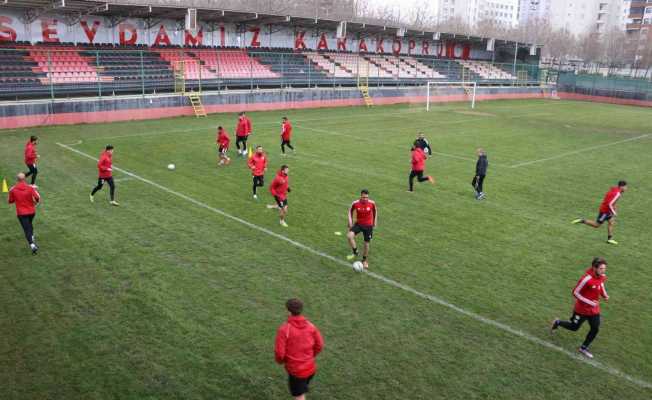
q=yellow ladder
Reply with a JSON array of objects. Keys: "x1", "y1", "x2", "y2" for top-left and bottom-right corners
[
  {"x1": 187, "y1": 93, "x2": 207, "y2": 117},
  {"x1": 359, "y1": 85, "x2": 373, "y2": 107},
  {"x1": 357, "y1": 59, "x2": 373, "y2": 107}
]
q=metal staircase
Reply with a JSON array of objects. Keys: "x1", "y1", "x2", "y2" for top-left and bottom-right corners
[
  {"x1": 187, "y1": 92, "x2": 207, "y2": 117},
  {"x1": 357, "y1": 59, "x2": 373, "y2": 107}
]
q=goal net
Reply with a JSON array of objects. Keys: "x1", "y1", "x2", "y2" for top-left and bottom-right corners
[{"x1": 426, "y1": 81, "x2": 477, "y2": 111}]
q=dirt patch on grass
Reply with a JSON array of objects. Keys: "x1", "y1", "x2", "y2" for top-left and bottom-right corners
[{"x1": 454, "y1": 110, "x2": 497, "y2": 117}]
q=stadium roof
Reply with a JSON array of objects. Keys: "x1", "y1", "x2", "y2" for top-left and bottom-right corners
[{"x1": 1, "y1": 0, "x2": 533, "y2": 47}]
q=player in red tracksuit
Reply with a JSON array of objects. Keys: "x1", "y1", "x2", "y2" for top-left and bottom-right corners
[
  {"x1": 247, "y1": 145, "x2": 268, "y2": 199},
  {"x1": 8, "y1": 172, "x2": 41, "y2": 254},
  {"x1": 572, "y1": 180, "x2": 627, "y2": 245},
  {"x1": 275, "y1": 298, "x2": 324, "y2": 400},
  {"x1": 235, "y1": 112, "x2": 252, "y2": 156},
  {"x1": 280, "y1": 117, "x2": 295, "y2": 155},
  {"x1": 216, "y1": 126, "x2": 231, "y2": 166},
  {"x1": 90, "y1": 145, "x2": 119, "y2": 206},
  {"x1": 24, "y1": 135, "x2": 39, "y2": 185},
  {"x1": 408, "y1": 146, "x2": 434, "y2": 192},
  {"x1": 551, "y1": 258, "x2": 609, "y2": 359},
  {"x1": 346, "y1": 189, "x2": 377, "y2": 269},
  {"x1": 267, "y1": 165, "x2": 291, "y2": 227}
]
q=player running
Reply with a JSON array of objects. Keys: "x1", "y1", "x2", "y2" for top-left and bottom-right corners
[
  {"x1": 90, "y1": 145, "x2": 119, "y2": 206},
  {"x1": 216, "y1": 126, "x2": 231, "y2": 166},
  {"x1": 24, "y1": 135, "x2": 39, "y2": 185},
  {"x1": 472, "y1": 148, "x2": 488, "y2": 200},
  {"x1": 408, "y1": 145, "x2": 435, "y2": 192},
  {"x1": 572, "y1": 180, "x2": 627, "y2": 245},
  {"x1": 8, "y1": 172, "x2": 41, "y2": 254},
  {"x1": 280, "y1": 116, "x2": 295, "y2": 156},
  {"x1": 267, "y1": 165, "x2": 291, "y2": 227},
  {"x1": 235, "y1": 112, "x2": 252, "y2": 156},
  {"x1": 247, "y1": 145, "x2": 268, "y2": 200},
  {"x1": 550, "y1": 257, "x2": 609, "y2": 359},
  {"x1": 413, "y1": 132, "x2": 432, "y2": 157},
  {"x1": 346, "y1": 189, "x2": 377, "y2": 269}
]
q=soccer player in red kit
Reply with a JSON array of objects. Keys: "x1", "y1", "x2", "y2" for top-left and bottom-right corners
[
  {"x1": 216, "y1": 126, "x2": 231, "y2": 166},
  {"x1": 90, "y1": 145, "x2": 119, "y2": 206},
  {"x1": 280, "y1": 116, "x2": 295, "y2": 155},
  {"x1": 408, "y1": 145, "x2": 434, "y2": 192},
  {"x1": 551, "y1": 258, "x2": 609, "y2": 359},
  {"x1": 346, "y1": 189, "x2": 377, "y2": 269},
  {"x1": 8, "y1": 172, "x2": 41, "y2": 254},
  {"x1": 247, "y1": 145, "x2": 268, "y2": 200},
  {"x1": 235, "y1": 112, "x2": 251, "y2": 156},
  {"x1": 24, "y1": 135, "x2": 39, "y2": 185},
  {"x1": 267, "y1": 165, "x2": 291, "y2": 227},
  {"x1": 572, "y1": 180, "x2": 627, "y2": 245}
]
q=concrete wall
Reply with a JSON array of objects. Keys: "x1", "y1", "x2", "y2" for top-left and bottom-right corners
[{"x1": 0, "y1": 86, "x2": 549, "y2": 130}]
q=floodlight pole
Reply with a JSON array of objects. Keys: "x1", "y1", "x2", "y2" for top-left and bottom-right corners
[{"x1": 513, "y1": 41, "x2": 518, "y2": 78}]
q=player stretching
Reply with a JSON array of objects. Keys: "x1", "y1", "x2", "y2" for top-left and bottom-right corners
[
  {"x1": 408, "y1": 146, "x2": 434, "y2": 192},
  {"x1": 90, "y1": 145, "x2": 119, "y2": 206},
  {"x1": 216, "y1": 126, "x2": 231, "y2": 166},
  {"x1": 551, "y1": 257, "x2": 609, "y2": 359},
  {"x1": 346, "y1": 189, "x2": 377, "y2": 269},
  {"x1": 24, "y1": 135, "x2": 39, "y2": 185},
  {"x1": 8, "y1": 172, "x2": 41, "y2": 254},
  {"x1": 280, "y1": 117, "x2": 294, "y2": 156},
  {"x1": 413, "y1": 132, "x2": 432, "y2": 157},
  {"x1": 267, "y1": 165, "x2": 291, "y2": 227},
  {"x1": 235, "y1": 112, "x2": 252, "y2": 156},
  {"x1": 572, "y1": 180, "x2": 627, "y2": 245},
  {"x1": 247, "y1": 146, "x2": 268, "y2": 200}
]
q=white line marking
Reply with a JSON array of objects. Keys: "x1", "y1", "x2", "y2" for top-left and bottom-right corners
[
  {"x1": 510, "y1": 134, "x2": 651, "y2": 168},
  {"x1": 56, "y1": 141, "x2": 652, "y2": 390}
]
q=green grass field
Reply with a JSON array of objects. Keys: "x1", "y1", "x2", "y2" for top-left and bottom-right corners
[{"x1": 1, "y1": 99, "x2": 651, "y2": 400}]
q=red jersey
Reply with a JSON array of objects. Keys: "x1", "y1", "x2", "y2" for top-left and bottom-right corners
[
  {"x1": 247, "y1": 152, "x2": 267, "y2": 176},
  {"x1": 348, "y1": 199, "x2": 377, "y2": 227},
  {"x1": 274, "y1": 315, "x2": 324, "y2": 379},
  {"x1": 270, "y1": 171, "x2": 290, "y2": 200},
  {"x1": 281, "y1": 121, "x2": 292, "y2": 141},
  {"x1": 217, "y1": 129, "x2": 230, "y2": 149},
  {"x1": 8, "y1": 181, "x2": 40, "y2": 216},
  {"x1": 98, "y1": 151, "x2": 113, "y2": 179},
  {"x1": 235, "y1": 116, "x2": 248, "y2": 137},
  {"x1": 411, "y1": 147, "x2": 426, "y2": 171},
  {"x1": 24, "y1": 140, "x2": 37, "y2": 165},
  {"x1": 572, "y1": 267, "x2": 608, "y2": 316},
  {"x1": 599, "y1": 186, "x2": 622, "y2": 214}
]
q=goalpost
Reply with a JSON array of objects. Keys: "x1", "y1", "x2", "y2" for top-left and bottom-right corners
[{"x1": 426, "y1": 81, "x2": 477, "y2": 111}]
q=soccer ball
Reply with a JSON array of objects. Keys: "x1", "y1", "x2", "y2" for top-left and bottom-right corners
[
  {"x1": 167, "y1": 164, "x2": 176, "y2": 171},
  {"x1": 352, "y1": 261, "x2": 364, "y2": 272}
]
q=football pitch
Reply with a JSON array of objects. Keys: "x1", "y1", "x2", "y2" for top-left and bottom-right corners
[{"x1": 1, "y1": 99, "x2": 651, "y2": 399}]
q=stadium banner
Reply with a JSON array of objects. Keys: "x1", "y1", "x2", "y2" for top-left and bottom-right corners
[{"x1": 0, "y1": 10, "x2": 491, "y2": 59}]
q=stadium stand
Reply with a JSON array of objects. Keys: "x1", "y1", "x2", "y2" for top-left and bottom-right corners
[{"x1": 458, "y1": 60, "x2": 516, "y2": 81}]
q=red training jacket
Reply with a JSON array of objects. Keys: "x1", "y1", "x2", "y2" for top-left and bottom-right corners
[
  {"x1": 270, "y1": 171, "x2": 290, "y2": 201},
  {"x1": 98, "y1": 151, "x2": 113, "y2": 178},
  {"x1": 217, "y1": 129, "x2": 230, "y2": 149},
  {"x1": 599, "y1": 186, "x2": 622, "y2": 214},
  {"x1": 348, "y1": 199, "x2": 377, "y2": 227},
  {"x1": 24, "y1": 141, "x2": 37, "y2": 165},
  {"x1": 411, "y1": 147, "x2": 426, "y2": 171},
  {"x1": 281, "y1": 121, "x2": 292, "y2": 141},
  {"x1": 247, "y1": 152, "x2": 267, "y2": 176},
  {"x1": 8, "y1": 181, "x2": 40, "y2": 216},
  {"x1": 235, "y1": 116, "x2": 248, "y2": 137},
  {"x1": 275, "y1": 315, "x2": 324, "y2": 378},
  {"x1": 572, "y1": 267, "x2": 608, "y2": 316}
]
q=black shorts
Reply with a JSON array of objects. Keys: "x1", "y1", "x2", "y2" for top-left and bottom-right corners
[
  {"x1": 281, "y1": 139, "x2": 291, "y2": 145},
  {"x1": 236, "y1": 136, "x2": 248, "y2": 144},
  {"x1": 253, "y1": 175, "x2": 264, "y2": 186},
  {"x1": 97, "y1": 177, "x2": 114, "y2": 186},
  {"x1": 596, "y1": 212, "x2": 613, "y2": 224},
  {"x1": 218, "y1": 146, "x2": 228, "y2": 155},
  {"x1": 350, "y1": 224, "x2": 373, "y2": 242},
  {"x1": 288, "y1": 374, "x2": 314, "y2": 397},
  {"x1": 275, "y1": 196, "x2": 288, "y2": 208}
]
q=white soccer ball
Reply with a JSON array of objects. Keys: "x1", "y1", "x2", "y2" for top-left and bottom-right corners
[
  {"x1": 167, "y1": 163, "x2": 176, "y2": 171},
  {"x1": 352, "y1": 261, "x2": 364, "y2": 272}
]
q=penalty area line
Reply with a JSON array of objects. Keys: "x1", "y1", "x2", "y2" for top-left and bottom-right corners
[{"x1": 56, "y1": 141, "x2": 652, "y2": 390}]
